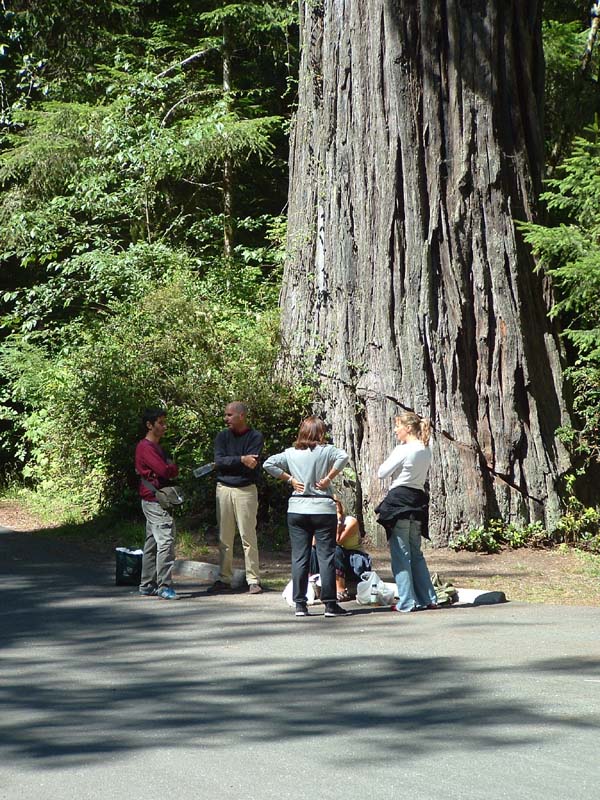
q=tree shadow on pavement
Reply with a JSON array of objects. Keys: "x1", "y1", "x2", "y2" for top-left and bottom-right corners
[{"x1": 1, "y1": 528, "x2": 598, "y2": 770}]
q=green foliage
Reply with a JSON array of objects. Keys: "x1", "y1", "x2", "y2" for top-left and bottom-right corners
[
  {"x1": 449, "y1": 519, "x2": 550, "y2": 554},
  {"x1": 0, "y1": 0, "x2": 301, "y2": 513},
  {"x1": 449, "y1": 524, "x2": 503, "y2": 554},
  {"x1": 0, "y1": 86, "x2": 287, "y2": 335},
  {"x1": 556, "y1": 505, "x2": 600, "y2": 553},
  {"x1": 0, "y1": 270, "x2": 311, "y2": 518},
  {"x1": 176, "y1": 529, "x2": 211, "y2": 559},
  {"x1": 543, "y1": 1, "x2": 591, "y2": 22},
  {"x1": 449, "y1": 491, "x2": 600, "y2": 555},
  {"x1": 0, "y1": 0, "x2": 298, "y2": 336},
  {"x1": 3, "y1": 0, "x2": 600, "y2": 536},
  {"x1": 520, "y1": 122, "x2": 600, "y2": 467},
  {"x1": 543, "y1": 20, "x2": 592, "y2": 167},
  {"x1": 554, "y1": 477, "x2": 600, "y2": 553},
  {"x1": 502, "y1": 522, "x2": 549, "y2": 550},
  {"x1": 543, "y1": 6, "x2": 600, "y2": 169}
]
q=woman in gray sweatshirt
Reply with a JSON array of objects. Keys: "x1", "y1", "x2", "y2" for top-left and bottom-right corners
[{"x1": 263, "y1": 416, "x2": 352, "y2": 618}]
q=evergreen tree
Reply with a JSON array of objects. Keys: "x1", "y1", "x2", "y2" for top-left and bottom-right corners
[
  {"x1": 0, "y1": 1, "x2": 303, "y2": 501},
  {"x1": 521, "y1": 123, "x2": 600, "y2": 472},
  {"x1": 0, "y1": 1, "x2": 298, "y2": 337}
]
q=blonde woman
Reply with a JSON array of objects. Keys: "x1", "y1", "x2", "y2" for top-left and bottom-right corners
[{"x1": 376, "y1": 412, "x2": 438, "y2": 613}]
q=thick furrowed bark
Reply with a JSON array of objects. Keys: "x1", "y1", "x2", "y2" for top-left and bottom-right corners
[{"x1": 282, "y1": 0, "x2": 570, "y2": 544}]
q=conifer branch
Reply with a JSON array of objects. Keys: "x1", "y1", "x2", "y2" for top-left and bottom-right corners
[{"x1": 157, "y1": 48, "x2": 218, "y2": 79}]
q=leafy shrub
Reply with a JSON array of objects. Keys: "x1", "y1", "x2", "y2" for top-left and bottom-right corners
[
  {"x1": 554, "y1": 490, "x2": 600, "y2": 553},
  {"x1": 449, "y1": 524, "x2": 503, "y2": 554},
  {"x1": 449, "y1": 519, "x2": 551, "y2": 554},
  {"x1": 502, "y1": 521, "x2": 549, "y2": 549},
  {"x1": 0, "y1": 271, "x2": 311, "y2": 519},
  {"x1": 449, "y1": 504, "x2": 600, "y2": 555}
]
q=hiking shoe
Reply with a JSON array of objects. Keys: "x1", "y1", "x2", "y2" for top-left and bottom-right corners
[
  {"x1": 248, "y1": 583, "x2": 263, "y2": 595},
  {"x1": 157, "y1": 586, "x2": 178, "y2": 600},
  {"x1": 295, "y1": 603, "x2": 309, "y2": 616},
  {"x1": 138, "y1": 585, "x2": 157, "y2": 596},
  {"x1": 207, "y1": 580, "x2": 232, "y2": 594},
  {"x1": 324, "y1": 603, "x2": 352, "y2": 617}
]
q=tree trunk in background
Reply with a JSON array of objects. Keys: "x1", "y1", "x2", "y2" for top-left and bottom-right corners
[
  {"x1": 222, "y1": 18, "x2": 234, "y2": 259},
  {"x1": 282, "y1": 0, "x2": 571, "y2": 544}
]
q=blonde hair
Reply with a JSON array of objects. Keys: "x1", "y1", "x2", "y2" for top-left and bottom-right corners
[{"x1": 395, "y1": 412, "x2": 431, "y2": 446}]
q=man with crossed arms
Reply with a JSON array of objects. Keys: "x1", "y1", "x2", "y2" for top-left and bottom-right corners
[{"x1": 210, "y1": 401, "x2": 264, "y2": 594}]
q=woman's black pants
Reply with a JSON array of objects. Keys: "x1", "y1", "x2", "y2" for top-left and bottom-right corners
[{"x1": 287, "y1": 512, "x2": 337, "y2": 604}]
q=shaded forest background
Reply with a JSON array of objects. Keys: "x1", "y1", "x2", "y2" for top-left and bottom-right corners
[{"x1": 0, "y1": 1, "x2": 599, "y2": 544}]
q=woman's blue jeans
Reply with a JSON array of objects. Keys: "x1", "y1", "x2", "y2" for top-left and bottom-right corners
[{"x1": 388, "y1": 517, "x2": 437, "y2": 611}]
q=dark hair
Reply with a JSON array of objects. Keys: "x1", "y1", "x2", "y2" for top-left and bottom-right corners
[
  {"x1": 142, "y1": 407, "x2": 167, "y2": 432},
  {"x1": 294, "y1": 416, "x2": 327, "y2": 450}
]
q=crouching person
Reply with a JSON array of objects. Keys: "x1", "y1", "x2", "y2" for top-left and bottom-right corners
[{"x1": 309, "y1": 498, "x2": 372, "y2": 601}]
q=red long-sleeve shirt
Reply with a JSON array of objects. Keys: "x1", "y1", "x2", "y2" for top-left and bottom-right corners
[{"x1": 135, "y1": 438, "x2": 179, "y2": 502}]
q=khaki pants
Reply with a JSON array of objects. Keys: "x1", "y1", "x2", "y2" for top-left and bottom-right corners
[{"x1": 216, "y1": 483, "x2": 260, "y2": 584}]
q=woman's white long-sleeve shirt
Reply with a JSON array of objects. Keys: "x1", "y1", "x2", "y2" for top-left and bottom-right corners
[{"x1": 377, "y1": 440, "x2": 431, "y2": 491}]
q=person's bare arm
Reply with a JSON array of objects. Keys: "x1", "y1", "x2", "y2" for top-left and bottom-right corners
[{"x1": 337, "y1": 516, "x2": 360, "y2": 545}]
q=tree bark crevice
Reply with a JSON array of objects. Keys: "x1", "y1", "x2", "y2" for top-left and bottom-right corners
[{"x1": 283, "y1": 1, "x2": 569, "y2": 543}]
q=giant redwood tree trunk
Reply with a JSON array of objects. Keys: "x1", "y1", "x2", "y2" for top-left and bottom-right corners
[{"x1": 281, "y1": 0, "x2": 571, "y2": 544}]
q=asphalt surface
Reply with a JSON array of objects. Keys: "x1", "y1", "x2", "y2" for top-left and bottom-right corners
[{"x1": 1, "y1": 525, "x2": 599, "y2": 800}]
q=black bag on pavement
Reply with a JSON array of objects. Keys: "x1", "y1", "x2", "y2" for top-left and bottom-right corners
[{"x1": 115, "y1": 547, "x2": 143, "y2": 586}]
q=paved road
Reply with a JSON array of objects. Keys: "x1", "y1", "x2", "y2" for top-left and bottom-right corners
[{"x1": 1, "y1": 526, "x2": 599, "y2": 800}]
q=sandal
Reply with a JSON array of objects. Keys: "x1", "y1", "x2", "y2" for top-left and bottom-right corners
[{"x1": 337, "y1": 590, "x2": 350, "y2": 602}]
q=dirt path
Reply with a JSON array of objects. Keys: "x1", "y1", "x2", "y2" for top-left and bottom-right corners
[
  {"x1": 2, "y1": 499, "x2": 598, "y2": 605},
  {"x1": 0, "y1": 500, "x2": 49, "y2": 532}
]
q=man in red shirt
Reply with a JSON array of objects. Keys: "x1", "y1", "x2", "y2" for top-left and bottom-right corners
[{"x1": 135, "y1": 408, "x2": 179, "y2": 600}]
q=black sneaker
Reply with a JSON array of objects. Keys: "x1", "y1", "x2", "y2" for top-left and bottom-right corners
[
  {"x1": 324, "y1": 602, "x2": 352, "y2": 617},
  {"x1": 295, "y1": 603, "x2": 309, "y2": 616}
]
